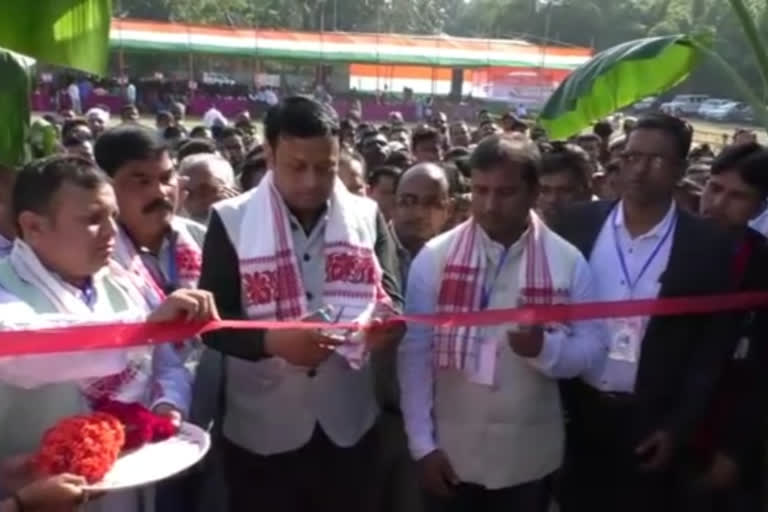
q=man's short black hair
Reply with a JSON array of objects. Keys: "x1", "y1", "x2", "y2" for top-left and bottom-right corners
[
  {"x1": 540, "y1": 142, "x2": 591, "y2": 189},
  {"x1": 367, "y1": 165, "x2": 402, "y2": 189},
  {"x1": 634, "y1": 113, "x2": 693, "y2": 160},
  {"x1": 189, "y1": 125, "x2": 210, "y2": 138},
  {"x1": 13, "y1": 155, "x2": 109, "y2": 226},
  {"x1": 235, "y1": 120, "x2": 255, "y2": 132},
  {"x1": 61, "y1": 119, "x2": 90, "y2": 141},
  {"x1": 711, "y1": 142, "x2": 768, "y2": 199},
  {"x1": 411, "y1": 126, "x2": 440, "y2": 149},
  {"x1": 156, "y1": 110, "x2": 173, "y2": 123},
  {"x1": 441, "y1": 161, "x2": 470, "y2": 196},
  {"x1": 177, "y1": 138, "x2": 218, "y2": 161},
  {"x1": 444, "y1": 147, "x2": 471, "y2": 161},
  {"x1": 469, "y1": 134, "x2": 541, "y2": 187},
  {"x1": 264, "y1": 95, "x2": 339, "y2": 149},
  {"x1": 219, "y1": 126, "x2": 243, "y2": 140},
  {"x1": 239, "y1": 156, "x2": 268, "y2": 190},
  {"x1": 576, "y1": 133, "x2": 601, "y2": 145},
  {"x1": 94, "y1": 124, "x2": 168, "y2": 177},
  {"x1": 593, "y1": 120, "x2": 614, "y2": 139},
  {"x1": 163, "y1": 126, "x2": 183, "y2": 140},
  {"x1": 383, "y1": 151, "x2": 412, "y2": 171}
]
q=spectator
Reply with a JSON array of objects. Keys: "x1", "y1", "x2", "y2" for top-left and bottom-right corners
[
  {"x1": 411, "y1": 126, "x2": 443, "y2": 163},
  {"x1": 368, "y1": 165, "x2": 402, "y2": 220}
]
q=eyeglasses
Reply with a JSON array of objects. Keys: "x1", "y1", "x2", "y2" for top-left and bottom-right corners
[
  {"x1": 396, "y1": 195, "x2": 449, "y2": 210},
  {"x1": 619, "y1": 151, "x2": 677, "y2": 170}
]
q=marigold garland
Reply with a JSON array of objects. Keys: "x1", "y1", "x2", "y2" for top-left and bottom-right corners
[
  {"x1": 37, "y1": 413, "x2": 125, "y2": 483},
  {"x1": 37, "y1": 401, "x2": 179, "y2": 483}
]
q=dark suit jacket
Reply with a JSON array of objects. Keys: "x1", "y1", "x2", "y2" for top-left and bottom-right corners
[
  {"x1": 555, "y1": 201, "x2": 740, "y2": 447},
  {"x1": 701, "y1": 227, "x2": 768, "y2": 483}
]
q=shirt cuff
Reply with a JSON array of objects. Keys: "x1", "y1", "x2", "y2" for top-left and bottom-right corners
[
  {"x1": 409, "y1": 434, "x2": 438, "y2": 461},
  {"x1": 525, "y1": 329, "x2": 565, "y2": 374}
]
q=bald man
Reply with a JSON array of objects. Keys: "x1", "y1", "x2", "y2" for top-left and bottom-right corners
[
  {"x1": 339, "y1": 151, "x2": 368, "y2": 197},
  {"x1": 179, "y1": 154, "x2": 238, "y2": 224},
  {"x1": 392, "y1": 163, "x2": 451, "y2": 286},
  {"x1": 366, "y1": 163, "x2": 452, "y2": 512}
]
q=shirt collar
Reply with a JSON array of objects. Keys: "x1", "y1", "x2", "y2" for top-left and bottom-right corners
[
  {"x1": 0, "y1": 233, "x2": 12, "y2": 253},
  {"x1": 287, "y1": 201, "x2": 331, "y2": 237},
  {"x1": 477, "y1": 221, "x2": 529, "y2": 262},
  {"x1": 613, "y1": 200, "x2": 677, "y2": 240},
  {"x1": 56, "y1": 274, "x2": 97, "y2": 308}
]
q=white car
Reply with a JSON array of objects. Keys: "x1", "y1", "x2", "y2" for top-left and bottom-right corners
[
  {"x1": 632, "y1": 96, "x2": 657, "y2": 112},
  {"x1": 698, "y1": 99, "x2": 734, "y2": 118},
  {"x1": 707, "y1": 102, "x2": 753, "y2": 122},
  {"x1": 660, "y1": 94, "x2": 709, "y2": 116}
]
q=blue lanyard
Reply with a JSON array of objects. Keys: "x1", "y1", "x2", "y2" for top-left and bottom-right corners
[
  {"x1": 164, "y1": 236, "x2": 179, "y2": 294},
  {"x1": 480, "y1": 247, "x2": 510, "y2": 310},
  {"x1": 613, "y1": 207, "x2": 676, "y2": 295}
]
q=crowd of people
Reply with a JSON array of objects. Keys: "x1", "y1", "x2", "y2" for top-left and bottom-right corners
[{"x1": 0, "y1": 93, "x2": 767, "y2": 512}]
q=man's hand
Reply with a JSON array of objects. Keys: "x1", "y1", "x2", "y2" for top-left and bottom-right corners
[
  {"x1": 153, "y1": 403, "x2": 183, "y2": 428},
  {"x1": 264, "y1": 329, "x2": 341, "y2": 367},
  {"x1": 635, "y1": 430, "x2": 672, "y2": 471},
  {"x1": 219, "y1": 185, "x2": 241, "y2": 200},
  {"x1": 417, "y1": 450, "x2": 459, "y2": 497},
  {"x1": 148, "y1": 289, "x2": 220, "y2": 323},
  {"x1": 697, "y1": 452, "x2": 740, "y2": 490},
  {"x1": 364, "y1": 310, "x2": 405, "y2": 351},
  {"x1": 16, "y1": 474, "x2": 87, "y2": 510},
  {"x1": 507, "y1": 327, "x2": 544, "y2": 358},
  {"x1": 0, "y1": 455, "x2": 36, "y2": 494}
]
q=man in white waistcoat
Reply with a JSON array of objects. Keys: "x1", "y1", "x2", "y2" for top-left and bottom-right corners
[
  {"x1": 199, "y1": 96, "x2": 404, "y2": 512},
  {"x1": 0, "y1": 155, "x2": 218, "y2": 512},
  {"x1": 398, "y1": 134, "x2": 607, "y2": 512}
]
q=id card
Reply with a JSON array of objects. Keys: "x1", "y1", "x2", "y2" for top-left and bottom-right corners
[{"x1": 609, "y1": 319, "x2": 642, "y2": 363}]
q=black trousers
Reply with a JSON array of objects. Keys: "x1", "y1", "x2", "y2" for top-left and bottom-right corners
[
  {"x1": 559, "y1": 384, "x2": 678, "y2": 512},
  {"x1": 222, "y1": 425, "x2": 375, "y2": 512},
  {"x1": 423, "y1": 476, "x2": 553, "y2": 512}
]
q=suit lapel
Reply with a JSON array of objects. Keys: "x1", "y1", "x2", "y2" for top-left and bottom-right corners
[
  {"x1": 573, "y1": 201, "x2": 616, "y2": 258},
  {"x1": 640, "y1": 210, "x2": 692, "y2": 346}
]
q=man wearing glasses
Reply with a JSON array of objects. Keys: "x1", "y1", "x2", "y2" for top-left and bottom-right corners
[{"x1": 556, "y1": 114, "x2": 740, "y2": 512}]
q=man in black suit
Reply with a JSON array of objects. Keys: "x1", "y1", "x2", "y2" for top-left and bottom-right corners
[
  {"x1": 555, "y1": 114, "x2": 739, "y2": 512},
  {"x1": 687, "y1": 142, "x2": 768, "y2": 511}
]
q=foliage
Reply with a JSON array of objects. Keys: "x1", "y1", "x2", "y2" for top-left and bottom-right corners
[{"x1": 116, "y1": 0, "x2": 768, "y2": 100}]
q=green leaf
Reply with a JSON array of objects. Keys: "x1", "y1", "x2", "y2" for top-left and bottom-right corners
[
  {"x1": 538, "y1": 34, "x2": 708, "y2": 140},
  {"x1": 0, "y1": 0, "x2": 111, "y2": 75},
  {"x1": 0, "y1": 50, "x2": 34, "y2": 168},
  {"x1": 728, "y1": 0, "x2": 768, "y2": 99}
]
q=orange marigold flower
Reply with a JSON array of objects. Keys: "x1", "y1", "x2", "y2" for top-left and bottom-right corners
[{"x1": 37, "y1": 413, "x2": 125, "y2": 484}]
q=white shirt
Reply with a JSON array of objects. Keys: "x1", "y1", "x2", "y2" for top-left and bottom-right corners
[
  {"x1": 264, "y1": 90, "x2": 278, "y2": 106},
  {"x1": 583, "y1": 201, "x2": 677, "y2": 392},
  {"x1": 126, "y1": 83, "x2": 137, "y2": 104},
  {"x1": 0, "y1": 234, "x2": 11, "y2": 258},
  {"x1": 67, "y1": 83, "x2": 80, "y2": 102},
  {"x1": 399, "y1": 227, "x2": 606, "y2": 460},
  {"x1": 749, "y1": 207, "x2": 768, "y2": 236},
  {"x1": 202, "y1": 107, "x2": 227, "y2": 129}
]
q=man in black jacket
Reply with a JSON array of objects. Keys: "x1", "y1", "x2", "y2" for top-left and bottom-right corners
[
  {"x1": 198, "y1": 96, "x2": 403, "y2": 512},
  {"x1": 689, "y1": 142, "x2": 768, "y2": 511},
  {"x1": 556, "y1": 114, "x2": 739, "y2": 512}
]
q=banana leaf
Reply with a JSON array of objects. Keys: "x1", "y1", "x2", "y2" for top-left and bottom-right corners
[
  {"x1": 0, "y1": 0, "x2": 111, "y2": 75},
  {"x1": 539, "y1": 35, "x2": 708, "y2": 140},
  {"x1": 0, "y1": 50, "x2": 34, "y2": 167}
]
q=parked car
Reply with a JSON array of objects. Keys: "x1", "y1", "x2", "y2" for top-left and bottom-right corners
[
  {"x1": 632, "y1": 96, "x2": 657, "y2": 112},
  {"x1": 698, "y1": 98, "x2": 734, "y2": 118},
  {"x1": 703, "y1": 101, "x2": 748, "y2": 122},
  {"x1": 660, "y1": 94, "x2": 709, "y2": 116}
]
